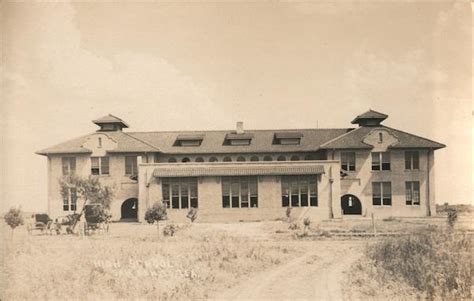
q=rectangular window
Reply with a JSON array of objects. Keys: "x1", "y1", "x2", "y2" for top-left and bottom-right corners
[
  {"x1": 125, "y1": 156, "x2": 138, "y2": 175},
  {"x1": 221, "y1": 177, "x2": 258, "y2": 208},
  {"x1": 405, "y1": 181, "x2": 420, "y2": 205},
  {"x1": 62, "y1": 157, "x2": 76, "y2": 176},
  {"x1": 281, "y1": 176, "x2": 318, "y2": 207},
  {"x1": 91, "y1": 157, "x2": 110, "y2": 175},
  {"x1": 341, "y1": 152, "x2": 356, "y2": 172},
  {"x1": 372, "y1": 182, "x2": 392, "y2": 206},
  {"x1": 372, "y1": 152, "x2": 391, "y2": 171},
  {"x1": 162, "y1": 178, "x2": 198, "y2": 209},
  {"x1": 405, "y1": 151, "x2": 420, "y2": 170},
  {"x1": 63, "y1": 188, "x2": 77, "y2": 211}
]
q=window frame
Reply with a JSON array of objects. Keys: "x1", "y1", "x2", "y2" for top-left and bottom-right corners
[
  {"x1": 162, "y1": 177, "x2": 198, "y2": 209},
  {"x1": 125, "y1": 156, "x2": 138, "y2": 175},
  {"x1": 405, "y1": 151, "x2": 420, "y2": 170},
  {"x1": 91, "y1": 156, "x2": 110, "y2": 176},
  {"x1": 281, "y1": 175, "x2": 318, "y2": 208},
  {"x1": 61, "y1": 157, "x2": 76, "y2": 176},
  {"x1": 405, "y1": 181, "x2": 420, "y2": 206},
  {"x1": 340, "y1": 151, "x2": 356, "y2": 172},
  {"x1": 63, "y1": 188, "x2": 77, "y2": 211},
  {"x1": 372, "y1": 182, "x2": 392, "y2": 206},
  {"x1": 371, "y1": 152, "x2": 391, "y2": 171},
  {"x1": 221, "y1": 176, "x2": 258, "y2": 208}
]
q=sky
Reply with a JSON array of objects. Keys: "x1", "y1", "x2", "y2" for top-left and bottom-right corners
[{"x1": 1, "y1": 1, "x2": 472, "y2": 212}]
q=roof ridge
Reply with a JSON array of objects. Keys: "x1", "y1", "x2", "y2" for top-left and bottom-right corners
[
  {"x1": 382, "y1": 126, "x2": 446, "y2": 148},
  {"x1": 127, "y1": 128, "x2": 353, "y2": 135}
]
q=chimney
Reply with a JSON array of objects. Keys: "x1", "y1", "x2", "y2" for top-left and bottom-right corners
[{"x1": 236, "y1": 121, "x2": 244, "y2": 134}]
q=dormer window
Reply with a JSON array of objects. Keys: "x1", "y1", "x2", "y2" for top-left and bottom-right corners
[
  {"x1": 224, "y1": 133, "x2": 253, "y2": 146},
  {"x1": 174, "y1": 134, "x2": 204, "y2": 147},
  {"x1": 273, "y1": 132, "x2": 303, "y2": 145}
]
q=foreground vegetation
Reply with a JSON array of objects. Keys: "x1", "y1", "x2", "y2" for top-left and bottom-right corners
[{"x1": 348, "y1": 225, "x2": 472, "y2": 299}]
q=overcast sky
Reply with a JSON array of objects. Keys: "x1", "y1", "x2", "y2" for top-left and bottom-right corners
[{"x1": 1, "y1": 1, "x2": 472, "y2": 212}]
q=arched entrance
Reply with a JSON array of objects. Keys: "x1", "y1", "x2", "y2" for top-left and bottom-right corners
[
  {"x1": 121, "y1": 198, "x2": 138, "y2": 220},
  {"x1": 341, "y1": 194, "x2": 362, "y2": 215}
]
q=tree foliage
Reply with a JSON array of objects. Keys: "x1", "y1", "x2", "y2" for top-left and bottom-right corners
[
  {"x1": 4, "y1": 207, "x2": 24, "y2": 233},
  {"x1": 59, "y1": 175, "x2": 114, "y2": 210},
  {"x1": 144, "y1": 202, "x2": 168, "y2": 224}
]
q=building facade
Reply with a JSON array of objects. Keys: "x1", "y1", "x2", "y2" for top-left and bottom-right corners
[{"x1": 36, "y1": 110, "x2": 445, "y2": 222}]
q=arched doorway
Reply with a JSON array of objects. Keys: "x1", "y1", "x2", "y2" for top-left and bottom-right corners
[
  {"x1": 121, "y1": 198, "x2": 138, "y2": 220},
  {"x1": 341, "y1": 194, "x2": 362, "y2": 215}
]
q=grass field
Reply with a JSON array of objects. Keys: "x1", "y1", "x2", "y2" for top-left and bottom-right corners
[{"x1": 1, "y1": 215, "x2": 472, "y2": 300}]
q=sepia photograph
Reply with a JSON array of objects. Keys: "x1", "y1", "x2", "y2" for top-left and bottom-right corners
[{"x1": 1, "y1": 1, "x2": 472, "y2": 300}]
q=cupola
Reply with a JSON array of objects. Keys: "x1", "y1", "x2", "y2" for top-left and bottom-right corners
[
  {"x1": 351, "y1": 109, "x2": 388, "y2": 127},
  {"x1": 92, "y1": 114, "x2": 129, "y2": 131}
]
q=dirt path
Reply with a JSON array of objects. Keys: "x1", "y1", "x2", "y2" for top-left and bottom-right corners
[{"x1": 212, "y1": 240, "x2": 363, "y2": 300}]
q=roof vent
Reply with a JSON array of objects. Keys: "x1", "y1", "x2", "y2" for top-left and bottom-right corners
[
  {"x1": 351, "y1": 109, "x2": 388, "y2": 127},
  {"x1": 92, "y1": 114, "x2": 129, "y2": 132}
]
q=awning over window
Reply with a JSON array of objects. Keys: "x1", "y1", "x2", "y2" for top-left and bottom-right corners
[{"x1": 152, "y1": 163, "x2": 325, "y2": 177}]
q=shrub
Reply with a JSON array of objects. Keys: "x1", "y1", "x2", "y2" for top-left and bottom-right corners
[
  {"x1": 144, "y1": 201, "x2": 168, "y2": 237},
  {"x1": 4, "y1": 207, "x2": 24, "y2": 237},
  {"x1": 446, "y1": 208, "x2": 458, "y2": 228},
  {"x1": 186, "y1": 208, "x2": 198, "y2": 223},
  {"x1": 285, "y1": 207, "x2": 292, "y2": 222},
  {"x1": 303, "y1": 217, "x2": 311, "y2": 235},
  {"x1": 163, "y1": 224, "x2": 177, "y2": 237},
  {"x1": 368, "y1": 228, "x2": 472, "y2": 298}
]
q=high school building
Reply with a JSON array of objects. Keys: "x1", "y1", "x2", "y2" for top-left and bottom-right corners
[{"x1": 36, "y1": 110, "x2": 445, "y2": 222}]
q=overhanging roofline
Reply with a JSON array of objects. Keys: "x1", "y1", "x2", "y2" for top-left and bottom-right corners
[{"x1": 151, "y1": 161, "x2": 327, "y2": 177}]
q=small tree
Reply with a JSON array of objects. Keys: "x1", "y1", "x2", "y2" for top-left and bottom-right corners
[
  {"x1": 286, "y1": 207, "x2": 292, "y2": 222},
  {"x1": 186, "y1": 208, "x2": 198, "y2": 223},
  {"x1": 4, "y1": 207, "x2": 24, "y2": 238},
  {"x1": 144, "y1": 201, "x2": 168, "y2": 237},
  {"x1": 446, "y1": 207, "x2": 458, "y2": 228},
  {"x1": 59, "y1": 175, "x2": 115, "y2": 231}
]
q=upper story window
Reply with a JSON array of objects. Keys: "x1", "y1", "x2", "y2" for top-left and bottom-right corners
[
  {"x1": 174, "y1": 134, "x2": 204, "y2": 147},
  {"x1": 372, "y1": 182, "x2": 392, "y2": 206},
  {"x1": 405, "y1": 151, "x2": 420, "y2": 170},
  {"x1": 405, "y1": 181, "x2": 420, "y2": 206},
  {"x1": 290, "y1": 155, "x2": 300, "y2": 161},
  {"x1": 223, "y1": 156, "x2": 232, "y2": 162},
  {"x1": 341, "y1": 152, "x2": 356, "y2": 172},
  {"x1": 98, "y1": 137, "x2": 102, "y2": 148},
  {"x1": 91, "y1": 157, "x2": 110, "y2": 175},
  {"x1": 273, "y1": 132, "x2": 303, "y2": 145},
  {"x1": 222, "y1": 176, "x2": 258, "y2": 208},
  {"x1": 125, "y1": 156, "x2": 138, "y2": 175},
  {"x1": 372, "y1": 152, "x2": 390, "y2": 171},
  {"x1": 195, "y1": 157, "x2": 204, "y2": 163},
  {"x1": 237, "y1": 156, "x2": 246, "y2": 162},
  {"x1": 263, "y1": 155, "x2": 273, "y2": 161},
  {"x1": 168, "y1": 157, "x2": 177, "y2": 163},
  {"x1": 181, "y1": 157, "x2": 191, "y2": 163},
  {"x1": 62, "y1": 157, "x2": 76, "y2": 176},
  {"x1": 281, "y1": 175, "x2": 318, "y2": 207},
  {"x1": 153, "y1": 154, "x2": 160, "y2": 163},
  {"x1": 209, "y1": 157, "x2": 218, "y2": 162},
  {"x1": 277, "y1": 155, "x2": 286, "y2": 161},
  {"x1": 250, "y1": 156, "x2": 259, "y2": 161}
]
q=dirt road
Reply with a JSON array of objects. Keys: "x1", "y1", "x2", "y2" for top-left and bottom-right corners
[{"x1": 213, "y1": 240, "x2": 364, "y2": 300}]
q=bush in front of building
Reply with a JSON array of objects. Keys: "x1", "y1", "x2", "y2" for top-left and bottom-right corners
[
  {"x1": 186, "y1": 208, "x2": 198, "y2": 223},
  {"x1": 368, "y1": 228, "x2": 472, "y2": 299},
  {"x1": 163, "y1": 224, "x2": 177, "y2": 237},
  {"x1": 4, "y1": 207, "x2": 24, "y2": 237},
  {"x1": 144, "y1": 201, "x2": 168, "y2": 237}
]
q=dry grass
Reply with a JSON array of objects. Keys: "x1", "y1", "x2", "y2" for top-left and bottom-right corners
[{"x1": 2, "y1": 222, "x2": 300, "y2": 300}]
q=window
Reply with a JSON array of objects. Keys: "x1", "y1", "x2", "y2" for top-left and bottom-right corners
[
  {"x1": 304, "y1": 154, "x2": 315, "y2": 161},
  {"x1": 250, "y1": 156, "x2": 259, "y2": 161},
  {"x1": 341, "y1": 152, "x2": 356, "y2": 172},
  {"x1": 277, "y1": 155, "x2": 286, "y2": 161},
  {"x1": 153, "y1": 154, "x2": 160, "y2": 163},
  {"x1": 91, "y1": 157, "x2": 110, "y2": 175},
  {"x1": 181, "y1": 157, "x2": 191, "y2": 163},
  {"x1": 273, "y1": 132, "x2": 303, "y2": 145},
  {"x1": 174, "y1": 135, "x2": 204, "y2": 147},
  {"x1": 406, "y1": 181, "x2": 420, "y2": 205},
  {"x1": 405, "y1": 151, "x2": 420, "y2": 170},
  {"x1": 168, "y1": 157, "x2": 177, "y2": 163},
  {"x1": 224, "y1": 133, "x2": 253, "y2": 146},
  {"x1": 98, "y1": 137, "x2": 102, "y2": 148},
  {"x1": 263, "y1": 155, "x2": 273, "y2": 161},
  {"x1": 223, "y1": 156, "x2": 232, "y2": 162},
  {"x1": 222, "y1": 177, "x2": 258, "y2": 208},
  {"x1": 378, "y1": 132, "x2": 383, "y2": 143},
  {"x1": 237, "y1": 156, "x2": 246, "y2": 162},
  {"x1": 281, "y1": 176, "x2": 318, "y2": 207},
  {"x1": 372, "y1": 152, "x2": 391, "y2": 171},
  {"x1": 125, "y1": 156, "x2": 138, "y2": 175},
  {"x1": 195, "y1": 157, "x2": 204, "y2": 162},
  {"x1": 61, "y1": 157, "x2": 76, "y2": 176},
  {"x1": 63, "y1": 188, "x2": 77, "y2": 211},
  {"x1": 162, "y1": 178, "x2": 198, "y2": 209},
  {"x1": 290, "y1": 155, "x2": 300, "y2": 161},
  {"x1": 372, "y1": 182, "x2": 392, "y2": 206},
  {"x1": 209, "y1": 157, "x2": 218, "y2": 162}
]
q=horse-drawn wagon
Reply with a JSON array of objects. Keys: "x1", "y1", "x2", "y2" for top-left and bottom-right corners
[
  {"x1": 83, "y1": 203, "x2": 110, "y2": 235},
  {"x1": 27, "y1": 213, "x2": 54, "y2": 235}
]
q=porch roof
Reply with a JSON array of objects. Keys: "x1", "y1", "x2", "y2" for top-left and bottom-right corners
[{"x1": 152, "y1": 162, "x2": 325, "y2": 177}]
